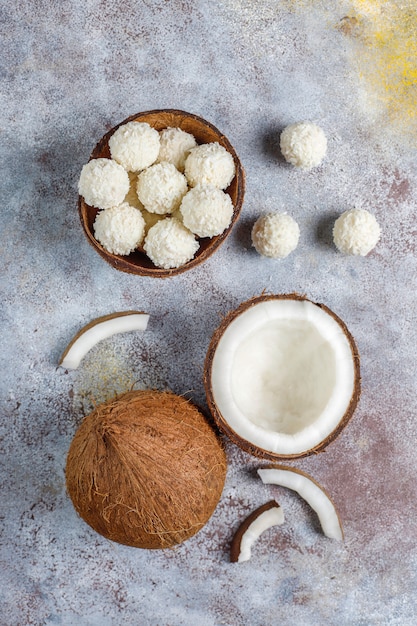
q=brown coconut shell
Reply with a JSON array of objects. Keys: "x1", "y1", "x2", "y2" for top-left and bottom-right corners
[
  {"x1": 204, "y1": 293, "x2": 361, "y2": 461},
  {"x1": 259, "y1": 464, "x2": 344, "y2": 540},
  {"x1": 230, "y1": 500, "x2": 282, "y2": 563},
  {"x1": 58, "y1": 311, "x2": 147, "y2": 368},
  {"x1": 79, "y1": 109, "x2": 246, "y2": 277},
  {"x1": 65, "y1": 390, "x2": 227, "y2": 549}
]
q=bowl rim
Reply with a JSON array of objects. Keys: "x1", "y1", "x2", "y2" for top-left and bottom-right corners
[{"x1": 78, "y1": 109, "x2": 246, "y2": 278}]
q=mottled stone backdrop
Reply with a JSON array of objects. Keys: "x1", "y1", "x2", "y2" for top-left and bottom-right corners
[{"x1": 2, "y1": 1, "x2": 417, "y2": 624}]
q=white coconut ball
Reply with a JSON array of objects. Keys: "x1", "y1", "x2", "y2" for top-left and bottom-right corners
[
  {"x1": 333, "y1": 208, "x2": 381, "y2": 256},
  {"x1": 109, "y1": 121, "x2": 160, "y2": 172},
  {"x1": 93, "y1": 202, "x2": 146, "y2": 256},
  {"x1": 144, "y1": 217, "x2": 199, "y2": 269},
  {"x1": 78, "y1": 158, "x2": 130, "y2": 210},
  {"x1": 184, "y1": 142, "x2": 235, "y2": 189},
  {"x1": 136, "y1": 162, "x2": 188, "y2": 215},
  {"x1": 157, "y1": 127, "x2": 197, "y2": 172},
  {"x1": 251, "y1": 213, "x2": 300, "y2": 259},
  {"x1": 180, "y1": 185, "x2": 234, "y2": 238},
  {"x1": 280, "y1": 122, "x2": 327, "y2": 170}
]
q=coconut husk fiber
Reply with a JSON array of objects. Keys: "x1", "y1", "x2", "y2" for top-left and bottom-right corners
[{"x1": 65, "y1": 390, "x2": 227, "y2": 549}]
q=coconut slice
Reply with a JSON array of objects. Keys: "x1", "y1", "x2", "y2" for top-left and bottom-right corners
[
  {"x1": 59, "y1": 311, "x2": 149, "y2": 370},
  {"x1": 204, "y1": 294, "x2": 360, "y2": 460},
  {"x1": 258, "y1": 466, "x2": 343, "y2": 540},
  {"x1": 230, "y1": 500, "x2": 285, "y2": 563}
]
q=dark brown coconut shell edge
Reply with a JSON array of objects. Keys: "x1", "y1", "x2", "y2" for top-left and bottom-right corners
[
  {"x1": 58, "y1": 310, "x2": 147, "y2": 366},
  {"x1": 258, "y1": 464, "x2": 344, "y2": 540},
  {"x1": 203, "y1": 293, "x2": 361, "y2": 461},
  {"x1": 230, "y1": 500, "x2": 282, "y2": 562},
  {"x1": 78, "y1": 109, "x2": 246, "y2": 278}
]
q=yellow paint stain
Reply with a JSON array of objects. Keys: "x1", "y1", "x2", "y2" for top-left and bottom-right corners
[
  {"x1": 288, "y1": 0, "x2": 417, "y2": 135},
  {"x1": 338, "y1": 1, "x2": 417, "y2": 136}
]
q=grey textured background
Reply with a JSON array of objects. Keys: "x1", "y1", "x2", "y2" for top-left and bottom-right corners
[{"x1": 2, "y1": 1, "x2": 417, "y2": 624}]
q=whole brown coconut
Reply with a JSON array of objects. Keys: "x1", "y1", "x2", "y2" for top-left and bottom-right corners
[{"x1": 65, "y1": 390, "x2": 227, "y2": 549}]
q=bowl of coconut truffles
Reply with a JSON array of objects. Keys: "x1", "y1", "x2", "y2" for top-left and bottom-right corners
[{"x1": 78, "y1": 110, "x2": 245, "y2": 277}]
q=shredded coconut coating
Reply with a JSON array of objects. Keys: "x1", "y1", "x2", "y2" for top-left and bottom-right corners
[
  {"x1": 184, "y1": 142, "x2": 236, "y2": 189},
  {"x1": 93, "y1": 202, "x2": 146, "y2": 256},
  {"x1": 180, "y1": 185, "x2": 234, "y2": 238},
  {"x1": 251, "y1": 213, "x2": 300, "y2": 258},
  {"x1": 144, "y1": 217, "x2": 199, "y2": 269},
  {"x1": 109, "y1": 121, "x2": 160, "y2": 172},
  {"x1": 280, "y1": 122, "x2": 327, "y2": 170},
  {"x1": 136, "y1": 162, "x2": 188, "y2": 215},
  {"x1": 157, "y1": 127, "x2": 197, "y2": 172},
  {"x1": 78, "y1": 158, "x2": 130, "y2": 210},
  {"x1": 333, "y1": 208, "x2": 381, "y2": 256}
]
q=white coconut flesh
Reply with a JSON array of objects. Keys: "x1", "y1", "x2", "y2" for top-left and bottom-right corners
[
  {"x1": 210, "y1": 299, "x2": 355, "y2": 457},
  {"x1": 237, "y1": 504, "x2": 285, "y2": 562},
  {"x1": 59, "y1": 312, "x2": 149, "y2": 370},
  {"x1": 258, "y1": 467, "x2": 343, "y2": 540}
]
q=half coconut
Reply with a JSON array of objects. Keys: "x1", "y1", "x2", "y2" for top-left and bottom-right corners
[{"x1": 204, "y1": 294, "x2": 360, "y2": 460}]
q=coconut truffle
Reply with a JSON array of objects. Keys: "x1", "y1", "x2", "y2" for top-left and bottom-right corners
[
  {"x1": 144, "y1": 217, "x2": 199, "y2": 269},
  {"x1": 180, "y1": 185, "x2": 234, "y2": 238},
  {"x1": 93, "y1": 202, "x2": 146, "y2": 256},
  {"x1": 136, "y1": 162, "x2": 188, "y2": 215},
  {"x1": 108, "y1": 121, "x2": 160, "y2": 172},
  {"x1": 251, "y1": 213, "x2": 300, "y2": 259},
  {"x1": 333, "y1": 208, "x2": 381, "y2": 256},
  {"x1": 157, "y1": 127, "x2": 197, "y2": 172},
  {"x1": 184, "y1": 142, "x2": 235, "y2": 189},
  {"x1": 78, "y1": 158, "x2": 130, "y2": 210},
  {"x1": 280, "y1": 122, "x2": 327, "y2": 170}
]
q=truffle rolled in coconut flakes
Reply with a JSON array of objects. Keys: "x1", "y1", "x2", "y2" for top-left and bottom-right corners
[
  {"x1": 93, "y1": 203, "x2": 146, "y2": 256},
  {"x1": 65, "y1": 390, "x2": 227, "y2": 549},
  {"x1": 78, "y1": 158, "x2": 130, "y2": 210},
  {"x1": 280, "y1": 121, "x2": 327, "y2": 170},
  {"x1": 251, "y1": 213, "x2": 300, "y2": 259},
  {"x1": 180, "y1": 184, "x2": 234, "y2": 238},
  {"x1": 333, "y1": 208, "x2": 381, "y2": 256},
  {"x1": 109, "y1": 121, "x2": 160, "y2": 172},
  {"x1": 184, "y1": 142, "x2": 236, "y2": 189},
  {"x1": 136, "y1": 162, "x2": 188, "y2": 215},
  {"x1": 144, "y1": 217, "x2": 199, "y2": 269},
  {"x1": 157, "y1": 127, "x2": 197, "y2": 172}
]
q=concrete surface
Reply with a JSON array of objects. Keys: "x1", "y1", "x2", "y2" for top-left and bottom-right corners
[{"x1": 2, "y1": 1, "x2": 417, "y2": 624}]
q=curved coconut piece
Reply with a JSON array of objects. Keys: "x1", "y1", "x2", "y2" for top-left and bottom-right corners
[
  {"x1": 258, "y1": 466, "x2": 343, "y2": 541},
  {"x1": 204, "y1": 294, "x2": 361, "y2": 460},
  {"x1": 79, "y1": 109, "x2": 245, "y2": 278},
  {"x1": 65, "y1": 390, "x2": 227, "y2": 549},
  {"x1": 59, "y1": 311, "x2": 149, "y2": 370},
  {"x1": 230, "y1": 500, "x2": 285, "y2": 563}
]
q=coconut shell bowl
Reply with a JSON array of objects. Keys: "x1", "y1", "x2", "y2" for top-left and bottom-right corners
[{"x1": 78, "y1": 109, "x2": 246, "y2": 278}]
